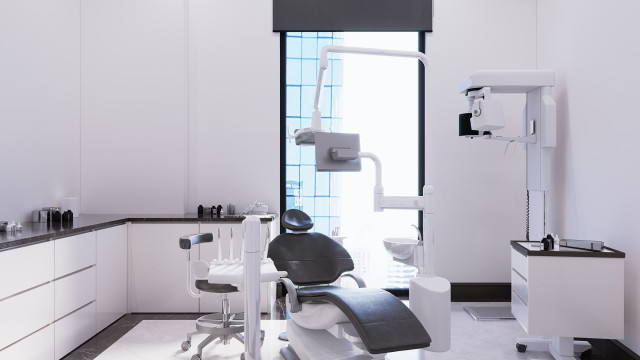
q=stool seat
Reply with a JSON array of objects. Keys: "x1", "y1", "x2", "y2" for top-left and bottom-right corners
[{"x1": 195, "y1": 280, "x2": 238, "y2": 293}]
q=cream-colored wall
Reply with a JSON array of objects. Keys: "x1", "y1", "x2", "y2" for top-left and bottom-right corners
[{"x1": 537, "y1": 0, "x2": 640, "y2": 352}]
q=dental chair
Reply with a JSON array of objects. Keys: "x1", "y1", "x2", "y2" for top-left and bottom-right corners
[
  {"x1": 178, "y1": 232, "x2": 245, "y2": 360},
  {"x1": 268, "y1": 209, "x2": 432, "y2": 360}
]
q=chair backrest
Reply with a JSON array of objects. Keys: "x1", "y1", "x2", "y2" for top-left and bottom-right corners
[
  {"x1": 281, "y1": 209, "x2": 313, "y2": 231},
  {"x1": 268, "y1": 210, "x2": 354, "y2": 286}
]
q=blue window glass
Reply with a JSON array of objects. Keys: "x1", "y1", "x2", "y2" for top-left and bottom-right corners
[
  {"x1": 284, "y1": 32, "x2": 343, "y2": 235},
  {"x1": 283, "y1": 32, "x2": 421, "y2": 290}
]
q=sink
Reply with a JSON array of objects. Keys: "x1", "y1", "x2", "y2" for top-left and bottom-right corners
[{"x1": 383, "y1": 237, "x2": 419, "y2": 260}]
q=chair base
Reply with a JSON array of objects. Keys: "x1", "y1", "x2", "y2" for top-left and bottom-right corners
[
  {"x1": 181, "y1": 312, "x2": 266, "y2": 360},
  {"x1": 283, "y1": 319, "x2": 387, "y2": 360},
  {"x1": 181, "y1": 312, "x2": 245, "y2": 360}
]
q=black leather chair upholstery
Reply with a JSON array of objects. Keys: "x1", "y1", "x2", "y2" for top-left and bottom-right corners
[{"x1": 268, "y1": 209, "x2": 431, "y2": 356}]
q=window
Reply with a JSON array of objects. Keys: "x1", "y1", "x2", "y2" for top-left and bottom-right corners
[{"x1": 281, "y1": 32, "x2": 424, "y2": 289}]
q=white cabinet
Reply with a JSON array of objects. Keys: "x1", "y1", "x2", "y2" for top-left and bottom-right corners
[
  {"x1": 130, "y1": 223, "x2": 199, "y2": 312},
  {"x1": 0, "y1": 282, "x2": 54, "y2": 350},
  {"x1": 0, "y1": 241, "x2": 54, "y2": 352},
  {"x1": 0, "y1": 241, "x2": 53, "y2": 300},
  {"x1": 55, "y1": 267, "x2": 97, "y2": 320},
  {"x1": 97, "y1": 224, "x2": 128, "y2": 331},
  {"x1": 511, "y1": 244, "x2": 624, "y2": 339},
  {"x1": 199, "y1": 222, "x2": 276, "y2": 313},
  {"x1": 54, "y1": 302, "x2": 97, "y2": 360},
  {"x1": 0, "y1": 325, "x2": 54, "y2": 360},
  {"x1": 54, "y1": 231, "x2": 96, "y2": 277}
]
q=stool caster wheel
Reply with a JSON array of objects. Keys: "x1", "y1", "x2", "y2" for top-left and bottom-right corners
[
  {"x1": 580, "y1": 348, "x2": 592, "y2": 359},
  {"x1": 191, "y1": 354, "x2": 202, "y2": 360},
  {"x1": 516, "y1": 343, "x2": 527, "y2": 353},
  {"x1": 181, "y1": 341, "x2": 191, "y2": 351}
]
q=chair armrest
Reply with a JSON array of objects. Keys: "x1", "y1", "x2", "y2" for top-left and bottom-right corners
[
  {"x1": 277, "y1": 278, "x2": 301, "y2": 313},
  {"x1": 341, "y1": 273, "x2": 366, "y2": 288},
  {"x1": 179, "y1": 233, "x2": 213, "y2": 249}
]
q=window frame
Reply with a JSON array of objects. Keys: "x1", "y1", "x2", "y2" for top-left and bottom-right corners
[{"x1": 279, "y1": 32, "x2": 426, "y2": 293}]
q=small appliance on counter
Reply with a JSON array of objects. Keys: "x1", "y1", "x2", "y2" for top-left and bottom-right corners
[
  {"x1": 196, "y1": 204, "x2": 225, "y2": 218},
  {"x1": 244, "y1": 201, "x2": 269, "y2": 215},
  {"x1": 0, "y1": 221, "x2": 22, "y2": 233},
  {"x1": 61, "y1": 197, "x2": 80, "y2": 218},
  {"x1": 32, "y1": 210, "x2": 49, "y2": 223}
]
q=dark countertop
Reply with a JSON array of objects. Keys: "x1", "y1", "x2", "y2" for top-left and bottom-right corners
[
  {"x1": 511, "y1": 240, "x2": 625, "y2": 258},
  {"x1": 0, "y1": 213, "x2": 277, "y2": 252}
]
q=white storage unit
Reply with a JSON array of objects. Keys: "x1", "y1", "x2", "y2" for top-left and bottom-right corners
[
  {"x1": 511, "y1": 241, "x2": 625, "y2": 339},
  {"x1": 53, "y1": 231, "x2": 97, "y2": 360},
  {"x1": 97, "y1": 224, "x2": 128, "y2": 331},
  {"x1": 0, "y1": 282, "x2": 54, "y2": 351},
  {"x1": 0, "y1": 241, "x2": 54, "y2": 300},
  {"x1": 0, "y1": 241, "x2": 54, "y2": 353},
  {"x1": 54, "y1": 231, "x2": 96, "y2": 277},
  {"x1": 0, "y1": 324, "x2": 54, "y2": 360},
  {"x1": 129, "y1": 223, "x2": 200, "y2": 312},
  {"x1": 54, "y1": 267, "x2": 96, "y2": 320},
  {"x1": 54, "y1": 302, "x2": 97, "y2": 360},
  {"x1": 199, "y1": 221, "x2": 277, "y2": 313},
  {"x1": 0, "y1": 230, "x2": 103, "y2": 359}
]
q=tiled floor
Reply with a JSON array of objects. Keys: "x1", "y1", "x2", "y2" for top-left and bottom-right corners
[{"x1": 63, "y1": 301, "x2": 608, "y2": 360}]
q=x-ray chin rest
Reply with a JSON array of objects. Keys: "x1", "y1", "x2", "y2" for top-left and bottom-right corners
[{"x1": 269, "y1": 209, "x2": 431, "y2": 360}]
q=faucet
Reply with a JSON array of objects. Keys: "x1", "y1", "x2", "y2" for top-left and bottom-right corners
[{"x1": 411, "y1": 224, "x2": 423, "y2": 243}]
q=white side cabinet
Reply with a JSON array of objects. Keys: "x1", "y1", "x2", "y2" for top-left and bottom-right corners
[
  {"x1": 511, "y1": 242, "x2": 624, "y2": 339},
  {"x1": 97, "y1": 224, "x2": 128, "y2": 332},
  {"x1": 130, "y1": 223, "x2": 199, "y2": 312}
]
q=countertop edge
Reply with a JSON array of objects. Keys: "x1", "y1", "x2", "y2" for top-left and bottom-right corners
[
  {"x1": 510, "y1": 240, "x2": 625, "y2": 258},
  {"x1": 0, "y1": 214, "x2": 277, "y2": 252}
]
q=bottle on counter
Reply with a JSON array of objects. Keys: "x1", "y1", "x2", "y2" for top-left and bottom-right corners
[{"x1": 16, "y1": 222, "x2": 22, "y2": 233}]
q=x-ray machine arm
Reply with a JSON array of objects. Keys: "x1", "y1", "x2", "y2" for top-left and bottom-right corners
[{"x1": 294, "y1": 45, "x2": 451, "y2": 353}]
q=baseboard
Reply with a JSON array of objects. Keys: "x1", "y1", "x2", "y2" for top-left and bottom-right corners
[
  {"x1": 582, "y1": 338, "x2": 640, "y2": 360},
  {"x1": 380, "y1": 283, "x2": 513, "y2": 301},
  {"x1": 450, "y1": 282, "x2": 511, "y2": 302}
]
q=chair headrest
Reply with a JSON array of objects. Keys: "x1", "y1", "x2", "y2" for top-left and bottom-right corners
[{"x1": 281, "y1": 209, "x2": 313, "y2": 231}]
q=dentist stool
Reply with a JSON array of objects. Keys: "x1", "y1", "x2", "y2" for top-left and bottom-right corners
[{"x1": 178, "y1": 232, "x2": 246, "y2": 360}]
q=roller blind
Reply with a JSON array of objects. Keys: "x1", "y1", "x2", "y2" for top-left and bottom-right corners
[{"x1": 273, "y1": 0, "x2": 433, "y2": 32}]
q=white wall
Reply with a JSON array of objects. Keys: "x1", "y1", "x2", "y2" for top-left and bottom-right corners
[
  {"x1": 428, "y1": 0, "x2": 536, "y2": 282},
  {"x1": 537, "y1": 0, "x2": 640, "y2": 352},
  {"x1": 187, "y1": 0, "x2": 280, "y2": 214},
  {"x1": 80, "y1": 0, "x2": 189, "y2": 214},
  {"x1": 0, "y1": 0, "x2": 81, "y2": 223}
]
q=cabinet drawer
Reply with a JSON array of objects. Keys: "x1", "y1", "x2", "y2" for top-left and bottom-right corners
[
  {"x1": 511, "y1": 248, "x2": 528, "y2": 279},
  {"x1": 0, "y1": 241, "x2": 54, "y2": 300},
  {"x1": 55, "y1": 232, "x2": 96, "y2": 277},
  {"x1": 54, "y1": 302, "x2": 96, "y2": 360},
  {"x1": 55, "y1": 267, "x2": 97, "y2": 320},
  {"x1": 0, "y1": 283, "x2": 54, "y2": 350},
  {"x1": 511, "y1": 290, "x2": 528, "y2": 333},
  {"x1": 511, "y1": 269, "x2": 528, "y2": 305},
  {"x1": 0, "y1": 324, "x2": 53, "y2": 360}
]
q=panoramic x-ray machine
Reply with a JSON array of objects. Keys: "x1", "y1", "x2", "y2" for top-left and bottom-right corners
[
  {"x1": 292, "y1": 45, "x2": 451, "y2": 353},
  {"x1": 458, "y1": 70, "x2": 593, "y2": 359}
]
